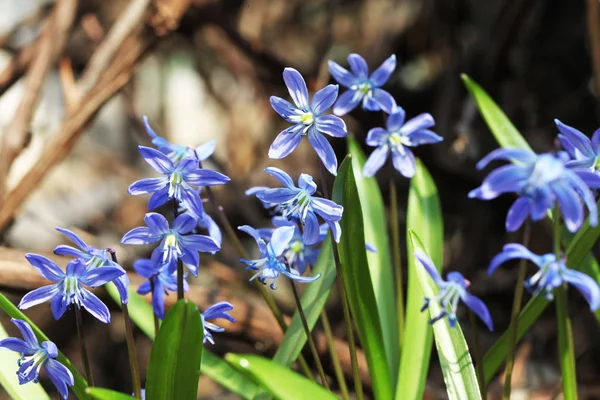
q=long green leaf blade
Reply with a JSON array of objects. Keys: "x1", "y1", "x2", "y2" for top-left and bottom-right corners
[
  {"x1": 396, "y1": 160, "x2": 443, "y2": 400},
  {"x1": 0, "y1": 293, "x2": 90, "y2": 399},
  {"x1": 145, "y1": 299, "x2": 203, "y2": 400},
  {"x1": 87, "y1": 388, "x2": 137, "y2": 400},
  {"x1": 348, "y1": 135, "x2": 399, "y2": 380},
  {"x1": 226, "y1": 354, "x2": 337, "y2": 400},
  {"x1": 333, "y1": 156, "x2": 393, "y2": 397}
]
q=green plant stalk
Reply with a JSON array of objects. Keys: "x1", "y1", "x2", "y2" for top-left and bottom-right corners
[
  {"x1": 469, "y1": 310, "x2": 484, "y2": 398},
  {"x1": 553, "y1": 207, "x2": 577, "y2": 399},
  {"x1": 389, "y1": 177, "x2": 405, "y2": 350},
  {"x1": 172, "y1": 199, "x2": 185, "y2": 300},
  {"x1": 289, "y1": 279, "x2": 330, "y2": 389},
  {"x1": 502, "y1": 221, "x2": 531, "y2": 400},
  {"x1": 74, "y1": 307, "x2": 94, "y2": 387},
  {"x1": 202, "y1": 184, "x2": 313, "y2": 379},
  {"x1": 320, "y1": 309, "x2": 350, "y2": 399}
]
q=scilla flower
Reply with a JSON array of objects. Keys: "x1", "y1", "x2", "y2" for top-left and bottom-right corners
[
  {"x1": 255, "y1": 167, "x2": 343, "y2": 245},
  {"x1": 328, "y1": 53, "x2": 397, "y2": 115},
  {"x1": 121, "y1": 212, "x2": 220, "y2": 276},
  {"x1": 489, "y1": 244, "x2": 600, "y2": 309},
  {"x1": 0, "y1": 319, "x2": 73, "y2": 399},
  {"x1": 414, "y1": 250, "x2": 493, "y2": 331},
  {"x1": 269, "y1": 68, "x2": 347, "y2": 175},
  {"x1": 128, "y1": 146, "x2": 229, "y2": 219},
  {"x1": 239, "y1": 225, "x2": 321, "y2": 289},
  {"x1": 468, "y1": 148, "x2": 600, "y2": 232},
  {"x1": 556, "y1": 119, "x2": 600, "y2": 171},
  {"x1": 201, "y1": 302, "x2": 235, "y2": 345},
  {"x1": 19, "y1": 257, "x2": 123, "y2": 323},
  {"x1": 53, "y1": 228, "x2": 129, "y2": 304},
  {"x1": 144, "y1": 116, "x2": 216, "y2": 164},
  {"x1": 362, "y1": 107, "x2": 442, "y2": 178}
]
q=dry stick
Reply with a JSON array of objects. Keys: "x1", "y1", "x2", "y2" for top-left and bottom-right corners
[
  {"x1": 74, "y1": 307, "x2": 94, "y2": 387},
  {"x1": 0, "y1": 38, "x2": 40, "y2": 97},
  {"x1": 502, "y1": 221, "x2": 531, "y2": 400},
  {"x1": 0, "y1": 0, "x2": 78, "y2": 199}
]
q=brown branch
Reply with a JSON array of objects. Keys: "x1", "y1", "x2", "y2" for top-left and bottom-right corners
[
  {"x1": 0, "y1": 38, "x2": 40, "y2": 97},
  {"x1": 0, "y1": 0, "x2": 78, "y2": 199}
]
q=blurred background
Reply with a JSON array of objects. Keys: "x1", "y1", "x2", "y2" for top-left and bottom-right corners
[{"x1": 0, "y1": 0, "x2": 600, "y2": 398}]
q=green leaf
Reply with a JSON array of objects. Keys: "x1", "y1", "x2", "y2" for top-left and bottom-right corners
[
  {"x1": 145, "y1": 299, "x2": 203, "y2": 400},
  {"x1": 0, "y1": 321, "x2": 50, "y2": 400},
  {"x1": 226, "y1": 354, "x2": 337, "y2": 400},
  {"x1": 348, "y1": 135, "x2": 399, "y2": 380},
  {"x1": 554, "y1": 287, "x2": 577, "y2": 399},
  {"x1": 332, "y1": 156, "x2": 393, "y2": 397},
  {"x1": 86, "y1": 387, "x2": 136, "y2": 400},
  {"x1": 408, "y1": 231, "x2": 482, "y2": 400},
  {"x1": 273, "y1": 237, "x2": 336, "y2": 366},
  {"x1": 396, "y1": 160, "x2": 443, "y2": 400},
  {"x1": 0, "y1": 293, "x2": 90, "y2": 399},
  {"x1": 107, "y1": 285, "x2": 259, "y2": 398}
]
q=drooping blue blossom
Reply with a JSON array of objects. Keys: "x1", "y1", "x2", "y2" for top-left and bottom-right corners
[
  {"x1": 255, "y1": 167, "x2": 343, "y2": 245},
  {"x1": 328, "y1": 53, "x2": 397, "y2": 115},
  {"x1": 134, "y1": 250, "x2": 188, "y2": 319},
  {"x1": 362, "y1": 107, "x2": 442, "y2": 178},
  {"x1": 239, "y1": 225, "x2": 321, "y2": 289},
  {"x1": 19, "y1": 257, "x2": 123, "y2": 323},
  {"x1": 489, "y1": 244, "x2": 600, "y2": 310},
  {"x1": 53, "y1": 228, "x2": 129, "y2": 304},
  {"x1": 468, "y1": 148, "x2": 600, "y2": 232},
  {"x1": 121, "y1": 212, "x2": 220, "y2": 276},
  {"x1": 269, "y1": 68, "x2": 347, "y2": 175},
  {"x1": 414, "y1": 250, "x2": 493, "y2": 331},
  {"x1": 143, "y1": 116, "x2": 216, "y2": 164},
  {"x1": 556, "y1": 119, "x2": 600, "y2": 171},
  {"x1": 0, "y1": 319, "x2": 74, "y2": 399},
  {"x1": 201, "y1": 301, "x2": 235, "y2": 345},
  {"x1": 128, "y1": 146, "x2": 229, "y2": 219}
]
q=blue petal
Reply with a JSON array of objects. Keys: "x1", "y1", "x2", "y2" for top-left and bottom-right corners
[
  {"x1": 469, "y1": 164, "x2": 529, "y2": 200},
  {"x1": 144, "y1": 213, "x2": 170, "y2": 235},
  {"x1": 363, "y1": 145, "x2": 389, "y2": 177},
  {"x1": 370, "y1": 54, "x2": 396, "y2": 86},
  {"x1": 327, "y1": 220, "x2": 342, "y2": 243},
  {"x1": 312, "y1": 198, "x2": 343, "y2": 221},
  {"x1": 268, "y1": 126, "x2": 304, "y2": 159},
  {"x1": 182, "y1": 234, "x2": 220, "y2": 254},
  {"x1": 315, "y1": 115, "x2": 347, "y2": 137},
  {"x1": 148, "y1": 186, "x2": 170, "y2": 210},
  {"x1": 400, "y1": 113, "x2": 435, "y2": 136},
  {"x1": 113, "y1": 274, "x2": 130, "y2": 304},
  {"x1": 413, "y1": 250, "x2": 444, "y2": 286},
  {"x1": 53, "y1": 245, "x2": 88, "y2": 259},
  {"x1": 24, "y1": 254, "x2": 64, "y2": 281},
  {"x1": 574, "y1": 170, "x2": 600, "y2": 189},
  {"x1": 51, "y1": 294, "x2": 67, "y2": 320},
  {"x1": 461, "y1": 292, "x2": 494, "y2": 331},
  {"x1": 282, "y1": 268, "x2": 321, "y2": 283},
  {"x1": 347, "y1": 54, "x2": 369, "y2": 78},
  {"x1": 186, "y1": 169, "x2": 230, "y2": 187},
  {"x1": 238, "y1": 225, "x2": 263, "y2": 246},
  {"x1": 311, "y1": 84, "x2": 338, "y2": 115},
  {"x1": 530, "y1": 186, "x2": 555, "y2": 221},
  {"x1": 283, "y1": 68, "x2": 309, "y2": 110},
  {"x1": 45, "y1": 358, "x2": 74, "y2": 399},
  {"x1": 370, "y1": 88, "x2": 396, "y2": 114},
  {"x1": 269, "y1": 226, "x2": 295, "y2": 257},
  {"x1": 559, "y1": 134, "x2": 580, "y2": 160},
  {"x1": 173, "y1": 213, "x2": 199, "y2": 234},
  {"x1": 121, "y1": 227, "x2": 160, "y2": 245},
  {"x1": 80, "y1": 287, "x2": 111, "y2": 323},
  {"x1": 366, "y1": 127, "x2": 389, "y2": 146},
  {"x1": 555, "y1": 119, "x2": 595, "y2": 158},
  {"x1": 0, "y1": 337, "x2": 34, "y2": 354},
  {"x1": 552, "y1": 181, "x2": 583, "y2": 232},
  {"x1": 80, "y1": 266, "x2": 124, "y2": 287},
  {"x1": 264, "y1": 167, "x2": 296, "y2": 188},
  {"x1": 203, "y1": 301, "x2": 235, "y2": 322},
  {"x1": 137, "y1": 280, "x2": 151, "y2": 295},
  {"x1": 138, "y1": 146, "x2": 174, "y2": 174},
  {"x1": 391, "y1": 148, "x2": 416, "y2": 178},
  {"x1": 298, "y1": 173, "x2": 317, "y2": 194},
  {"x1": 406, "y1": 129, "x2": 443, "y2": 146},
  {"x1": 386, "y1": 108, "x2": 406, "y2": 132},
  {"x1": 566, "y1": 158, "x2": 595, "y2": 169},
  {"x1": 308, "y1": 127, "x2": 337, "y2": 175},
  {"x1": 592, "y1": 127, "x2": 600, "y2": 154},
  {"x1": 55, "y1": 228, "x2": 89, "y2": 252},
  {"x1": 257, "y1": 188, "x2": 297, "y2": 204},
  {"x1": 143, "y1": 116, "x2": 159, "y2": 139},
  {"x1": 562, "y1": 268, "x2": 600, "y2": 311},
  {"x1": 129, "y1": 177, "x2": 168, "y2": 195},
  {"x1": 475, "y1": 148, "x2": 537, "y2": 170},
  {"x1": 506, "y1": 197, "x2": 531, "y2": 232},
  {"x1": 488, "y1": 243, "x2": 541, "y2": 275},
  {"x1": 333, "y1": 89, "x2": 364, "y2": 116},
  {"x1": 133, "y1": 258, "x2": 155, "y2": 278},
  {"x1": 194, "y1": 140, "x2": 216, "y2": 161},
  {"x1": 152, "y1": 279, "x2": 166, "y2": 319},
  {"x1": 302, "y1": 212, "x2": 320, "y2": 246},
  {"x1": 18, "y1": 285, "x2": 59, "y2": 310},
  {"x1": 203, "y1": 214, "x2": 222, "y2": 247},
  {"x1": 328, "y1": 60, "x2": 357, "y2": 87},
  {"x1": 180, "y1": 250, "x2": 200, "y2": 276},
  {"x1": 179, "y1": 188, "x2": 205, "y2": 220},
  {"x1": 565, "y1": 169, "x2": 599, "y2": 227},
  {"x1": 12, "y1": 319, "x2": 39, "y2": 349},
  {"x1": 270, "y1": 96, "x2": 300, "y2": 122}
]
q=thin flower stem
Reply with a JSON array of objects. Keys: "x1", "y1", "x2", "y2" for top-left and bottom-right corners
[
  {"x1": 74, "y1": 307, "x2": 94, "y2": 387},
  {"x1": 202, "y1": 183, "x2": 314, "y2": 380},
  {"x1": 172, "y1": 199, "x2": 185, "y2": 300},
  {"x1": 320, "y1": 309, "x2": 350, "y2": 399},
  {"x1": 469, "y1": 309, "x2": 485, "y2": 398},
  {"x1": 502, "y1": 221, "x2": 531, "y2": 400},
  {"x1": 289, "y1": 277, "x2": 330, "y2": 389},
  {"x1": 553, "y1": 206, "x2": 577, "y2": 399},
  {"x1": 149, "y1": 279, "x2": 160, "y2": 336},
  {"x1": 107, "y1": 250, "x2": 142, "y2": 399},
  {"x1": 389, "y1": 176, "x2": 405, "y2": 350}
]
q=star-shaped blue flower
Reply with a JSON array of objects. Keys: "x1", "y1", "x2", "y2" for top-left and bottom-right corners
[
  {"x1": 201, "y1": 302, "x2": 235, "y2": 345},
  {"x1": 121, "y1": 212, "x2": 220, "y2": 276},
  {"x1": 0, "y1": 319, "x2": 74, "y2": 399},
  {"x1": 489, "y1": 244, "x2": 600, "y2": 310},
  {"x1": 269, "y1": 68, "x2": 347, "y2": 175},
  {"x1": 556, "y1": 119, "x2": 600, "y2": 171},
  {"x1": 19, "y1": 257, "x2": 124, "y2": 323},
  {"x1": 415, "y1": 250, "x2": 493, "y2": 331},
  {"x1": 328, "y1": 53, "x2": 397, "y2": 115},
  {"x1": 469, "y1": 148, "x2": 600, "y2": 232},
  {"x1": 362, "y1": 107, "x2": 442, "y2": 178}
]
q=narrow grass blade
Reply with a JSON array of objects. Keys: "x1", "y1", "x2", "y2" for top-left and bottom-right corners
[{"x1": 87, "y1": 387, "x2": 137, "y2": 400}]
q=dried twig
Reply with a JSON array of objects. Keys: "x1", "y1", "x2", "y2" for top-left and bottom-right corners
[{"x1": 0, "y1": 38, "x2": 40, "y2": 97}]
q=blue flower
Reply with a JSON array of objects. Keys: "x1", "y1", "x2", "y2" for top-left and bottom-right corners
[
  {"x1": 468, "y1": 148, "x2": 600, "y2": 232},
  {"x1": 255, "y1": 167, "x2": 343, "y2": 245},
  {"x1": 328, "y1": 53, "x2": 397, "y2": 115},
  {"x1": 128, "y1": 146, "x2": 229, "y2": 219},
  {"x1": 489, "y1": 244, "x2": 600, "y2": 310},
  {"x1": 53, "y1": 228, "x2": 129, "y2": 304},
  {"x1": 239, "y1": 225, "x2": 321, "y2": 289},
  {"x1": 134, "y1": 250, "x2": 187, "y2": 319},
  {"x1": 556, "y1": 119, "x2": 600, "y2": 171},
  {"x1": 362, "y1": 107, "x2": 442, "y2": 178},
  {"x1": 414, "y1": 250, "x2": 493, "y2": 331},
  {"x1": 19, "y1": 257, "x2": 123, "y2": 323},
  {"x1": 201, "y1": 301, "x2": 235, "y2": 345},
  {"x1": 0, "y1": 319, "x2": 74, "y2": 399},
  {"x1": 269, "y1": 68, "x2": 347, "y2": 175},
  {"x1": 143, "y1": 116, "x2": 216, "y2": 164},
  {"x1": 121, "y1": 212, "x2": 220, "y2": 276}
]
